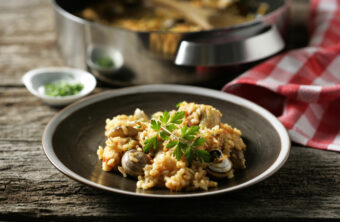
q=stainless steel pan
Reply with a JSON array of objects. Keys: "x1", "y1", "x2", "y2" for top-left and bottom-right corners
[{"x1": 54, "y1": 0, "x2": 290, "y2": 86}]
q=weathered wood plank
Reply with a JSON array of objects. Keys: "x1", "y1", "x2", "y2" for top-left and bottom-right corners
[
  {"x1": 0, "y1": 87, "x2": 59, "y2": 143},
  {"x1": 0, "y1": 139, "x2": 339, "y2": 219},
  {"x1": 0, "y1": 87, "x2": 105, "y2": 141},
  {"x1": 0, "y1": 0, "x2": 65, "y2": 86}
]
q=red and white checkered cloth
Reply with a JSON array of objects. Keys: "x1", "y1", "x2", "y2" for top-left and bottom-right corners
[{"x1": 222, "y1": 0, "x2": 340, "y2": 152}]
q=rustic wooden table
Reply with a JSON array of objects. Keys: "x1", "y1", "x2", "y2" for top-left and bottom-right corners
[{"x1": 1, "y1": 0, "x2": 339, "y2": 221}]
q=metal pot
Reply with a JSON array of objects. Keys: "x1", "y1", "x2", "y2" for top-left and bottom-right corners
[{"x1": 53, "y1": 0, "x2": 290, "y2": 86}]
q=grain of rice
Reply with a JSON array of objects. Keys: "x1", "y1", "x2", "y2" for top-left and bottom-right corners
[{"x1": 118, "y1": 166, "x2": 127, "y2": 177}]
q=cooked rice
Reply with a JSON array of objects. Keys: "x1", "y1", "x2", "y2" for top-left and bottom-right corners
[{"x1": 97, "y1": 102, "x2": 246, "y2": 191}]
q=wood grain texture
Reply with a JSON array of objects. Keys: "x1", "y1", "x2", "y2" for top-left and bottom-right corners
[
  {"x1": 0, "y1": 0, "x2": 65, "y2": 86},
  {"x1": 0, "y1": 0, "x2": 339, "y2": 221},
  {"x1": 1, "y1": 138, "x2": 339, "y2": 220}
]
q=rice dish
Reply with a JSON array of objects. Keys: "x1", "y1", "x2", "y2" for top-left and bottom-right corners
[{"x1": 97, "y1": 102, "x2": 246, "y2": 191}]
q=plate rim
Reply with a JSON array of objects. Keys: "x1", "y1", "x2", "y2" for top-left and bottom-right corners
[{"x1": 42, "y1": 84, "x2": 291, "y2": 198}]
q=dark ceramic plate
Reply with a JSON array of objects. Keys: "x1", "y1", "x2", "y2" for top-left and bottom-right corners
[{"x1": 42, "y1": 85, "x2": 290, "y2": 198}]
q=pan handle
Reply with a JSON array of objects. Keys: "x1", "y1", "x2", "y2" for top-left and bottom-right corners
[{"x1": 175, "y1": 24, "x2": 284, "y2": 66}]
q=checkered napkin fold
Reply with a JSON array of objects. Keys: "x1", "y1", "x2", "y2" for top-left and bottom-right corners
[{"x1": 222, "y1": 0, "x2": 340, "y2": 151}]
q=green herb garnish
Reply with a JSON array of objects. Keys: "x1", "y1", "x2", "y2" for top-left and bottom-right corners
[
  {"x1": 44, "y1": 81, "x2": 84, "y2": 97},
  {"x1": 143, "y1": 136, "x2": 159, "y2": 153},
  {"x1": 96, "y1": 56, "x2": 114, "y2": 68},
  {"x1": 143, "y1": 106, "x2": 211, "y2": 164},
  {"x1": 176, "y1": 102, "x2": 182, "y2": 108}
]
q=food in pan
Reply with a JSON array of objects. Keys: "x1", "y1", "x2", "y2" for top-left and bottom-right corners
[
  {"x1": 79, "y1": 0, "x2": 269, "y2": 32},
  {"x1": 97, "y1": 102, "x2": 246, "y2": 191}
]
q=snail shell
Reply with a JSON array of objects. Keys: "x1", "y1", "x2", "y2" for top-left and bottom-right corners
[
  {"x1": 121, "y1": 150, "x2": 149, "y2": 178},
  {"x1": 207, "y1": 150, "x2": 233, "y2": 179}
]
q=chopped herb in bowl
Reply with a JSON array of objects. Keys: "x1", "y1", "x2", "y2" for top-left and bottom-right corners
[
  {"x1": 96, "y1": 56, "x2": 115, "y2": 69},
  {"x1": 44, "y1": 81, "x2": 84, "y2": 97}
]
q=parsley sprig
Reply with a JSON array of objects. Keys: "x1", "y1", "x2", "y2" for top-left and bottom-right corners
[{"x1": 143, "y1": 109, "x2": 211, "y2": 164}]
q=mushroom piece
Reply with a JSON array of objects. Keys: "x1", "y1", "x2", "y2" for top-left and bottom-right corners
[
  {"x1": 207, "y1": 150, "x2": 233, "y2": 179},
  {"x1": 199, "y1": 107, "x2": 221, "y2": 129},
  {"x1": 107, "y1": 126, "x2": 138, "y2": 138},
  {"x1": 121, "y1": 150, "x2": 149, "y2": 178}
]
